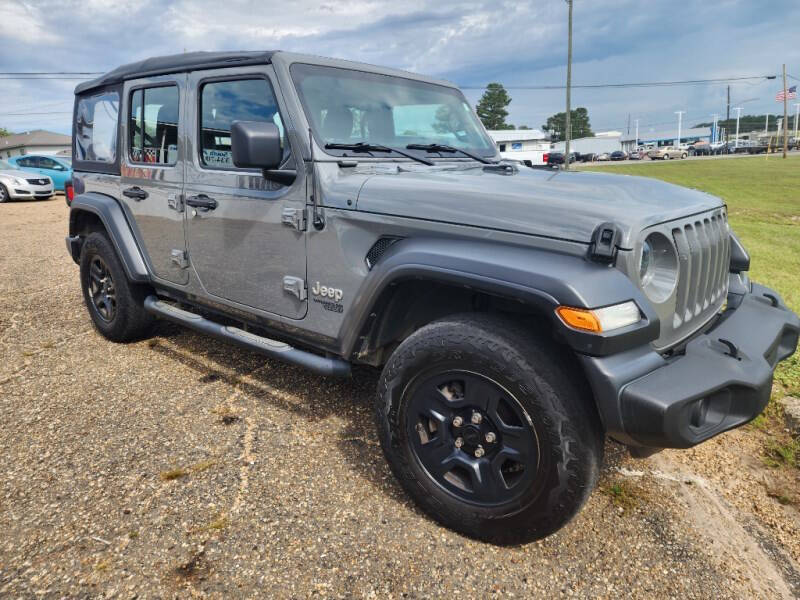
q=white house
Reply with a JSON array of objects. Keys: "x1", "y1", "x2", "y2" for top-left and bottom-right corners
[
  {"x1": 1, "y1": 130, "x2": 71, "y2": 159},
  {"x1": 487, "y1": 129, "x2": 550, "y2": 166}
]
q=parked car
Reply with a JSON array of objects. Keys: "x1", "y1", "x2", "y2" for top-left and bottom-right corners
[
  {"x1": 647, "y1": 146, "x2": 687, "y2": 160},
  {"x1": 595, "y1": 152, "x2": 610, "y2": 161},
  {"x1": 66, "y1": 50, "x2": 799, "y2": 545},
  {"x1": 8, "y1": 154, "x2": 73, "y2": 191},
  {"x1": 688, "y1": 142, "x2": 711, "y2": 156},
  {"x1": 580, "y1": 152, "x2": 596, "y2": 162},
  {"x1": 610, "y1": 150, "x2": 627, "y2": 161},
  {"x1": 628, "y1": 148, "x2": 643, "y2": 160},
  {"x1": 547, "y1": 151, "x2": 580, "y2": 167},
  {"x1": 0, "y1": 159, "x2": 54, "y2": 202}
]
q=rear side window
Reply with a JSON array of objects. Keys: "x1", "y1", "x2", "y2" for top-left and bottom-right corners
[
  {"x1": 199, "y1": 78, "x2": 286, "y2": 169},
  {"x1": 129, "y1": 85, "x2": 179, "y2": 165},
  {"x1": 74, "y1": 90, "x2": 119, "y2": 163}
]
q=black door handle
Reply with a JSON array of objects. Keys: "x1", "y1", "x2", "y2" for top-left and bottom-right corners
[
  {"x1": 122, "y1": 186, "x2": 148, "y2": 201},
  {"x1": 185, "y1": 194, "x2": 218, "y2": 211}
]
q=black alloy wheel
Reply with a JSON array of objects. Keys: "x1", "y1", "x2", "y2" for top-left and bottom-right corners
[
  {"x1": 87, "y1": 255, "x2": 117, "y2": 322},
  {"x1": 406, "y1": 371, "x2": 539, "y2": 506}
]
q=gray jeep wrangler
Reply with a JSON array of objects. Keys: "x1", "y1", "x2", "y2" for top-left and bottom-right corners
[{"x1": 67, "y1": 51, "x2": 799, "y2": 544}]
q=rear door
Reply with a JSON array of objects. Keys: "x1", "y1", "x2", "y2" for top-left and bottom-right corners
[
  {"x1": 120, "y1": 76, "x2": 188, "y2": 285},
  {"x1": 182, "y1": 66, "x2": 307, "y2": 319}
]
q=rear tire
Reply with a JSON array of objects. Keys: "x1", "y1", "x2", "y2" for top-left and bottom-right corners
[
  {"x1": 79, "y1": 232, "x2": 154, "y2": 342},
  {"x1": 0, "y1": 183, "x2": 8, "y2": 203},
  {"x1": 376, "y1": 314, "x2": 603, "y2": 544}
]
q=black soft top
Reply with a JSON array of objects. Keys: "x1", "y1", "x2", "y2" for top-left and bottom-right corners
[{"x1": 74, "y1": 51, "x2": 277, "y2": 94}]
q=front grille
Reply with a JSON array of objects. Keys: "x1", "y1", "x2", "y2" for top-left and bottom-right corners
[
  {"x1": 26, "y1": 178, "x2": 49, "y2": 186},
  {"x1": 670, "y1": 211, "x2": 730, "y2": 332}
]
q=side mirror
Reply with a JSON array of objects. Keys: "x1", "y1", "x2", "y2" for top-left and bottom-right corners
[
  {"x1": 231, "y1": 121, "x2": 283, "y2": 170},
  {"x1": 231, "y1": 120, "x2": 296, "y2": 185}
]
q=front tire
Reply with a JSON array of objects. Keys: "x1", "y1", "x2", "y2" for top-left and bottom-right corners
[
  {"x1": 376, "y1": 314, "x2": 603, "y2": 544},
  {"x1": 79, "y1": 232, "x2": 154, "y2": 342},
  {"x1": 0, "y1": 183, "x2": 9, "y2": 203}
]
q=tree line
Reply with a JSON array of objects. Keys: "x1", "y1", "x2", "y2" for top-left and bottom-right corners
[{"x1": 475, "y1": 82, "x2": 592, "y2": 140}]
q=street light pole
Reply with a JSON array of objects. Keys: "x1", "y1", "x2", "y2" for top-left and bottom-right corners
[
  {"x1": 564, "y1": 0, "x2": 573, "y2": 171},
  {"x1": 711, "y1": 113, "x2": 719, "y2": 143},
  {"x1": 733, "y1": 107, "x2": 742, "y2": 148},
  {"x1": 634, "y1": 118, "x2": 639, "y2": 148},
  {"x1": 675, "y1": 111, "x2": 685, "y2": 147}
]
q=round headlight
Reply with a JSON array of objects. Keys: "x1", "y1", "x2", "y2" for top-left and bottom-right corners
[{"x1": 639, "y1": 232, "x2": 678, "y2": 303}]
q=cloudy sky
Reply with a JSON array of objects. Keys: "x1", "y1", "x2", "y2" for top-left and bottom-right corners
[{"x1": 2, "y1": 0, "x2": 799, "y2": 136}]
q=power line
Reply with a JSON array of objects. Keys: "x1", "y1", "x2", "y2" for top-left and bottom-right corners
[{"x1": 460, "y1": 75, "x2": 776, "y2": 90}]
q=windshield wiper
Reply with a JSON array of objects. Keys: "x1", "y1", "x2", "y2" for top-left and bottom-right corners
[
  {"x1": 324, "y1": 142, "x2": 434, "y2": 166},
  {"x1": 406, "y1": 143, "x2": 496, "y2": 165}
]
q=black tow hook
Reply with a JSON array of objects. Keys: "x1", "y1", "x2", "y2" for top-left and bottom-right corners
[{"x1": 718, "y1": 338, "x2": 741, "y2": 361}]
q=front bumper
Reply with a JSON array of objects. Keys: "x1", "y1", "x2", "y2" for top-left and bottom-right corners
[
  {"x1": 9, "y1": 180, "x2": 54, "y2": 199},
  {"x1": 581, "y1": 281, "x2": 800, "y2": 449}
]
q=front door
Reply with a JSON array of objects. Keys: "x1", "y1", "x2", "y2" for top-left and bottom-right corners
[
  {"x1": 120, "y1": 76, "x2": 188, "y2": 285},
  {"x1": 182, "y1": 66, "x2": 307, "y2": 319}
]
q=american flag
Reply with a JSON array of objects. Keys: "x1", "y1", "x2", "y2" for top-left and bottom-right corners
[{"x1": 776, "y1": 85, "x2": 797, "y2": 101}]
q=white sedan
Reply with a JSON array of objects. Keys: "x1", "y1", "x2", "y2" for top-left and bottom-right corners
[{"x1": 0, "y1": 159, "x2": 54, "y2": 202}]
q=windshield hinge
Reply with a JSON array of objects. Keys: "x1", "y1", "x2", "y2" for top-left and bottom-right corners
[
  {"x1": 589, "y1": 222, "x2": 621, "y2": 264},
  {"x1": 283, "y1": 276, "x2": 307, "y2": 301},
  {"x1": 281, "y1": 207, "x2": 307, "y2": 232}
]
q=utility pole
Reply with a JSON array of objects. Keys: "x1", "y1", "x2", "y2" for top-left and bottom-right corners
[
  {"x1": 634, "y1": 118, "x2": 639, "y2": 148},
  {"x1": 794, "y1": 102, "x2": 800, "y2": 142},
  {"x1": 725, "y1": 85, "x2": 730, "y2": 144},
  {"x1": 564, "y1": 0, "x2": 573, "y2": 171},
  {"x1": 711, "y1": 113, "x2": 719, "y2": 143},
  {"x1": 675, "y1": 110, "x2": 685, "y2": 146},
  {"x1": 765, "y1": 114, "x2": 769, "y2": 135},
  {"x1": 782, "y1": 64, "x2": 788, "y2": 158},
  {"x1": 627, "y1": 113, "x2": 631, "y2": 135},
  {"x1": 733, "y1": 107, "x2": 742, "y2": 148}
]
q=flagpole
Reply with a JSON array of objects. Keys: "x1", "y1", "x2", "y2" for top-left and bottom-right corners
[{"x1": 783, "y1": 64, "x2": 788, "y2": 158}]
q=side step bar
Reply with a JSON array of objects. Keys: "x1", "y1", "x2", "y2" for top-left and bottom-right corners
[{"x1": 143, "y1": 296, "x2": 351, "y2": 377}]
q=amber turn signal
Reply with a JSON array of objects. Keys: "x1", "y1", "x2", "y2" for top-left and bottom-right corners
[{"x1": 556, "y1": 306, "x2": 602, "y2": 332}]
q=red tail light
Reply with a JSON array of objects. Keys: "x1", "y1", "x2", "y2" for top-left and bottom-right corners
[
  {"x1": 543, "y1": 153, "x2": 550, "y2": 163},
  {"x1": 66, "y1": 182, "x2": 74, "y2": 204}
]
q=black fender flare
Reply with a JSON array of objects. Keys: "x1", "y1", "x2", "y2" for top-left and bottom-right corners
[
  {"x1": 68, "y1": 192, "x2": 149, "y2": 283},
  {"x1": 340, "y1": 237, "x2": 659, "y2": 357}
]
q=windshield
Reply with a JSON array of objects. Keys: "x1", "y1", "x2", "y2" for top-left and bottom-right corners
[
  {"x1": 0, "y1": 159, "x2": 18, "y2": 170},
  {"x1": 58, "y1": 157, "x2": 72, "y2": 166},
  {"x1": 290, "y1": 63, "x2": 496, "y2": 159}
]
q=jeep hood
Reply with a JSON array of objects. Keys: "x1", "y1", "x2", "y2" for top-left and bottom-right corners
[{"x1": 354, "y1": 165, "x2": 724, "y2": 247}]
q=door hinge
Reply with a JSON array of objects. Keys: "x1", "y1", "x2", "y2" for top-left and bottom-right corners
[
  {"x1": 168, "y1": 193, "x2": 185, "y2": 213},
  {"x1": 170, "y1": 249, "x2": 189, "y2": 269},
  {"x1": 281, "y1": 207, "x2": 307, "y2": 231},
  {"x1": 283, "y1": 276, "x2": 307, "y2": 301}
]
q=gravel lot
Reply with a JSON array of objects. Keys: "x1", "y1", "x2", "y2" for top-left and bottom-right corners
[{"x1": 1, "y1": 198, "x2": 798, "y2": 598}]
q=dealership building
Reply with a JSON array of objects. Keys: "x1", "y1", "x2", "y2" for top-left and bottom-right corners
[
  {"x1": 620, "y1": 126, "x2": 713, "y2": 152},
  {"x1": 487, "y1": 129, "x2": 550, "y2": 165}
]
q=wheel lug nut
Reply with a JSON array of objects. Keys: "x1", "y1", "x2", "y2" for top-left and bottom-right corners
[
  {"x1": 474, "y1": 445, "x2": 485, "y2": 458},
  {"x1": 452, "y1": 416, "x2": 463, "y2": 427},
  {"x1": 471, "y1": 412, "x2": 482, "y2": 425},
  {"x1": 454, "y1": 437, "x2": 464, "y2": 449},
  {"x1": 485, "y1": 432, "x2": 496, "y2": 443}
]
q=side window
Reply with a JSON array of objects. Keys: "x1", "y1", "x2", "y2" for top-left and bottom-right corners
[
  {"x1": 39, "y1": 157, "x2": 58, "y2": 169},
  {"x1": 199, "y1": 78, "x2": 286, "y2": 169},
  {"x1": 75, "y1": 90, "x2": 119, "y2": 163},
  {"x1": 128, "y1": 85, "x2": 179, "y2": 165}
]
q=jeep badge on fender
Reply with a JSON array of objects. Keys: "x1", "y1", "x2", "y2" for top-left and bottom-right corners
[
  {"x1": 311, "y1": 281, "x2": 343, "y2": 303},
  {"x1": 66, "y1": 50, "x2": 799, "y2": 545}
]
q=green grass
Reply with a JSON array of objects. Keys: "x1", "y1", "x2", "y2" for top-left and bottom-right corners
[{"x1": 585, "y1": 155, "x2": 800, "y2": 397}]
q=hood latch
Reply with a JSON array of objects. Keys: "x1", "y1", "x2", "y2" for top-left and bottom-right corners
[{"x1": 589, "y1": 222, "x2": 621, "y2": 264}]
